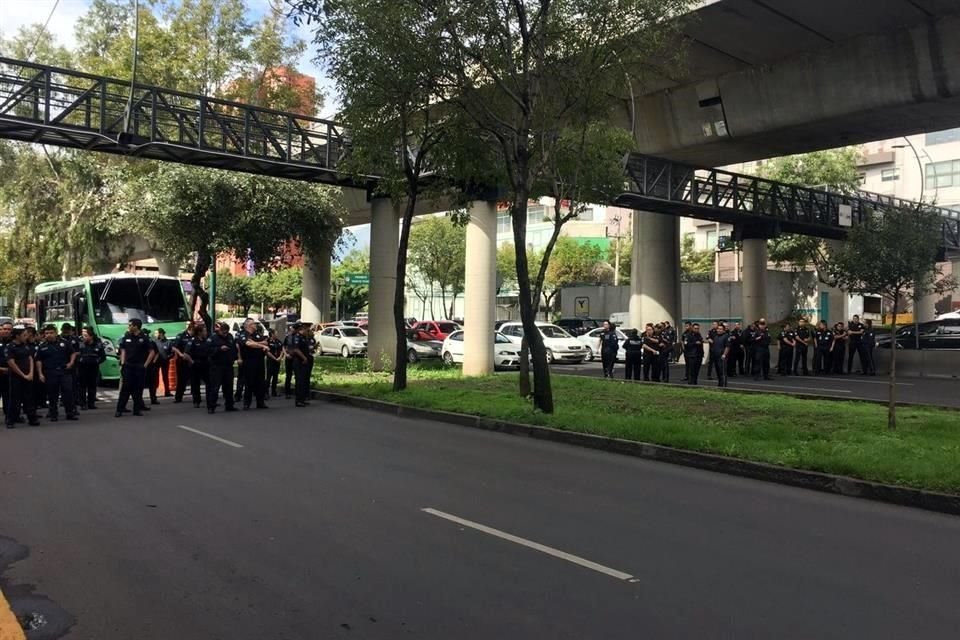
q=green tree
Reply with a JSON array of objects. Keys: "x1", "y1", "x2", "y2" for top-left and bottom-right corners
[
  {"x1": 543, "y1": 238, "x2": 610, "y2": 311},
  {"x1": 408, "y1": 217, "x2": 467, "y2": 319},
  {"x1": 216, "y1": 269, "x2": 255, "y2": 316},
  {"x1": 332, "y1": 250, "x2": 371, "y2": 318},
  {"x1": 829, "y1": 205, "x2": 956, "y2": 430},
  {"x1": 425, "y1": 0, "x2": 694, "y2": 412},
  {"x1": 757, "y1": 148, "x2": 862, "y2": 280},
  {"x1": 609, "y1": 235, "x2": 631, "y2": 286},
  {"x1": 680, "y1": 235, "x2": 715, "y2": 281},
  {"x1": 496, "y1": 243, "x2": 517, "y2": 295},
  {"x1": 293, "y1": 0, "x2": 460, "y2": 390}
]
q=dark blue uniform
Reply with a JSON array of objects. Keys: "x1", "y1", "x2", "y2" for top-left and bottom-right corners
[
  {"x1": 710, "y1": 332, "x2": 731, "y2": 387},
  {"x1": 622, "y1": 333, "x2": 643, "y2": 381},
  {"x1": 206, "y1": 332, "x2": 237, "y2": 412},
  {"x1": 116, "y1": 331, "x2": 152, "y2": 415},
  {"x1": 814, "y1": 328, "x2": 832, "y2": 374},
  {"x1": 752, "y1": 328, "x2": 772, "y2": 380},
  {"x1": 233, "y1": 329, "x2": 246, "y2": 403},
  {"x1": 187, "y1": 334, "x2": 210, "y2": 407},
  {"x1": 36, "y1": 337, "x2": 77, "y2": 420},
  {"x1": 289, "y1": 332, "x2": 311, "y2": 406},
  {"x1": 173, "y1": 330, "x2": 192, "y2": 402},
  {"x1": 683, "y1": 331, "x2": 704, "y2": 385},
  {"x1": 77, "y1": 339, "x2": 105, "y2": 409},
  {"x1": 266, "y1": 338, "x2": 283, "y2": 397},
  {"x1": 777, "y1": 329, "x2": 796, "y2": 375},
  {"x1": 283, "y1": 330, "x2": 296, "y2": 398},
  {"x1": 238, "y1": 330, "x2": 268, "y2": 409},
  {"x1": 598, "y1": 328, "x2": 620, "y2": 378},
  {"x1": 5, "y1": 339, "x2": 39, "y2": 426},
  {"x1": 659, "y1": 327, "x2": 675, "y2": 382}
]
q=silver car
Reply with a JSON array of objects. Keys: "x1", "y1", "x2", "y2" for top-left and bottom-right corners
[{"x1": 318, "y1": 326, "x2": 368, "y2": 357}]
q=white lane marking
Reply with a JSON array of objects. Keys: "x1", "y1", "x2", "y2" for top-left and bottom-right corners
[
  {"x1": 422, "y1": 508, "x2": 639, "y2": 583},
  {"x1": 729, "y1": 382, "x2": 852, "y2": 394},
  {"x1": 796, "y1": 376, "x2": 914, "y2": 386},
  {"x1": 175, "y1": 425, "x2": 244, "y2": 449}
]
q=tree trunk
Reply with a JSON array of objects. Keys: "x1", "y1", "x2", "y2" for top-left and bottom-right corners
[
  {"x1": 888, "y1": 298, "x2": 898, "y2": 430},
  {"x1": 191, "y1": 251, "x2": 213, "y2": 331},
  {"x1": 439, "y1": 286, "x2": 448, "y2": 320},
  {"x1": 512, "y1": 198, "x2": 553, "y2": 413},
  {"x1": 393, "y1": 195, "x2": 417, "y2": 392}
]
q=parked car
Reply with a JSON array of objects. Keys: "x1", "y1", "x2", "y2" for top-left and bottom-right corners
[
  {"x1": 406, "y1": 329, "x2": 443, "y2": 363},
  {"x1": 441, "y1": 330, "x2": 524, "y2": 369},
  {"x1": 317, "y1": 325, "x2": 368, "y2": 357},
  {"x1": 411, "y1": 320, "x2": 462, "y2": 340},
  {"x1": 220, "y1": 317, "x2": 268, "y2": 335},
  {"x1": 497, "y1": 321, "x2": 586, "y2": 364},
  {"x1": 556, "y1": 317, "x2": 603, "y2": 336},
  {"x1": 877, "y1": 319, "x2": 960, "y2": 349},
  {"x1": 577, "y1": 327, "x2": 627, "y2": 362}
]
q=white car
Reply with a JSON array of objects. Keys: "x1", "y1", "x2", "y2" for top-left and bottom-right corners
[
  {"x1": 497, "y1": 321, "x2": 586, "y2": 364},
  {"x1": 317, "y1": 325, "x2": 368, "y2": 357},
  {"x1": 578, "y1": 327, "x2": 628, "y2": 362},
  {"x1": 221, "y1": 317, "x2": 268, "y2": 335},
  {"x1": 441, "y1": 331, "x2": 524, "y2": 369}
]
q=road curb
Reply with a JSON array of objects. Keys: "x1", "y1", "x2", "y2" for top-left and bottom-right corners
[
  {"x1": 0, "y1": 588, "x2": 25, "y2": 640},
  {"x1": 312, "y1": 389, "x2": 960, "y2": 517}
]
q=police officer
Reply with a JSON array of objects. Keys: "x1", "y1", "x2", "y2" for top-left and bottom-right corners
[
  {"x1": 710, "y1": 323, "x2": 733, "y2": 387},
  {"x1": 742, "y1": 321, "x2": 756, "y2": 377},
  {"x1": 77, "y1": 326, "x2": 105, "y2": 410},
  {"x1": 597, "y1": 320, "x2": 620, "y2": 379},
  {"x1": 115, "y1": 319, "x2": 154, "y2": 418},
  {"x1": 679, "y1": 322, "x2": 692, "y2": 381},
  {"x1": 641, "y1": 324, "x2": 661, "y2": 382},
  {"x1": 793, "y1": 318, "x2": 811, "y2": 376},
  {"x1": 777, "y1": 322, "x2": 796, "y2": 376},
  {"x1": 830, "y1": 322, "x2": 847, "y2": 375},
  {"x1": 36, "y1": 324, "x2": 79, "y2": 422},
  {"x1": 171, "y1": 322, "x2": 194, "y2": 403},
  {"x1": 26, "y1": 326, "x2": 45, "y2": 411},
  {"x1": 706, "y1": 321, "x2": 719, "y2": 380},
  {"x1": 847, "y1": 314, "x2": 866, "y2": 374},
  {"x1": 207, "y1": 322, "x2": 238, "y2": 414},
  {"x1": 233, "y1": 323, "x2": 246, "y2": 404},
  {"x1": 283, "y1": 324, "x2": 296, "y2": 399},
  {"x1": 0, "y1": 322, "x2": 12, "y2": 423},
  {"x1": 155, "y1": 328, "x2": 173, "y2": 397},
  {"x1": 683, "y1": 323, "x2": 705, "y2": 385},
  {"x1": 287, "y1": 322, "x2": 311, "y2": 407},
  {"x1": 5, "y1": 326, "x2": 39, "y2": 428},
  {"x1": 188, "y1": 324, "x2": 210, "y2": 408},
  {"x1": 623, "y1": 328, "x2": 643, "y2": 381},
  {"x1": 659, "y1": 321, "x2": 675, "y2": 382},
  {"x1": 60, "y1": 323, "x2": 82, "y2": 408},
  {"x1": 752, "y1": 318, "x2": 772, "y2": 380},
  {"x1": 729, "y1": 322, "x2": 744, "y2": 376},
  {"x1": 265, "y1": 329, "x2": 284, "y2": 397},
  {"x1": 863, "y1": 319, "x2": 877, "y2": 375},
  {"x1": 238, "y1": 319, "x2": 269, "y2": 409},
  {"x1": 813, "y1": 321, "x2": 833, "y2": 374}
]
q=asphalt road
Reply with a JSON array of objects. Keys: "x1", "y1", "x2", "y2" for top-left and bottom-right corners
[
  {"x1": 1, "y1": 397, "x2": 959, "y2": 639},
  {"x1": 559, "y1": 358, "x2": 960, "y2": 407}
]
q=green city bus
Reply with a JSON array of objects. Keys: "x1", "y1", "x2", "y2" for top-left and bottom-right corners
[{"x1": 34, "y1": 274, "x2": 191, "y2": 381}]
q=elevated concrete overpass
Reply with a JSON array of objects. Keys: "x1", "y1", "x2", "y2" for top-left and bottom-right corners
[{"x1": 626, "y1": 0, "x2": 960, "y2": 166}]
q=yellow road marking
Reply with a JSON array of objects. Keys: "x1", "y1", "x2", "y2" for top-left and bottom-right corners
[{"x1": 0, "y1": 587, "x2": 24, "y2": 640}]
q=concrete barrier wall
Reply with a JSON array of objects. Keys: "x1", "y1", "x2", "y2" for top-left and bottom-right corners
[{"x1": 872, "y1": 349, "x2": 960, "y2": 379}]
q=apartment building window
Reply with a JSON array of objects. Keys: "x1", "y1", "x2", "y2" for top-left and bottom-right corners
[
  {"x1": 925, "y1": 128, "x2": 960, "y2": 146},
  {"x1": 497, "y1": 211, "x2": 511, "y2": 234},
  {"x1": 858, "y1": 172, "x2": 867, "y2": 185},
  {"x1": 881, "y1": 168, "x2": 900, "y2": 182},
  {"x1": 577, "y1": 207, "x2": 594, "y2": 221},
  {"x1": 926, "y1": 160, "x2": 960, "y2": 190},
  {"x1": 705, "y1": 229, "x2": 718, "y2": 250},
  {"x1": 527, "y1": 205, "x2": 546, "y2": 225}
]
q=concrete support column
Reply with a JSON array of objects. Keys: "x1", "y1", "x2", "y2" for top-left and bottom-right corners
[
  {"x1": 155, "y1": 255, "x2": 179, "y2": 277},
  {"x1": 463, "y1": 200, "x2": 497, "y2": 376},
  {"x1": 915, "y1": 286, "x2": 939, "y2": 322},
  {"x1": 741, "y1": 237, "x2": 768, "y2": 323},
  {"x1": 367, "y1": 198, "x2": 399, "y2": 371},
  {"x1": 301, "y1": 240, "x2": 333, "y2": 324},
  {"x1": 628, "y1": 211, "x2": 680, "y2": 329}
]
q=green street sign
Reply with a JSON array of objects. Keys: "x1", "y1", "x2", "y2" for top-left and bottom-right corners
[{"x1": 345, "y1": 273, "x2": 370, "y2": 285}]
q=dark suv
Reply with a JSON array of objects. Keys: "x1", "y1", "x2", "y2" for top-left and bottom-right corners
[
  {"x1": 556, "y1": 317, "x2": 603, "y2": 336},
  {"x1": 878, "y1": 318, "x2": 960, "y2": 349}
]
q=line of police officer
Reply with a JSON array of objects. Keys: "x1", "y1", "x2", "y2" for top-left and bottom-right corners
[
  {"x1": 2, "y1": 321, "x2": 106, "y2": 429},
  {"x1": 595, "y1": 314, "x2": 878, "y2": 389}
]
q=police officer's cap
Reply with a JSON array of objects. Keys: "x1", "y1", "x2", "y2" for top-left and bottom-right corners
[
  {"x1": 61, "y1": 322, "x2": 74, "y2": 331},
  {"x1": 42, "y1": 324, "x2": 57, "y2": 332},
  {"x1": 11, "y1": 324, "x2": 25, "y2": 335},
  {"x1": 292, "y1": 321, "x2": 303, "y2": 329},
  {"x1": 129, "y1": 318, "x2": 143, "y2": 328}
]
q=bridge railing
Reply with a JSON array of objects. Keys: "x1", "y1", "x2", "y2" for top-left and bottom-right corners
[
  {"x1": 0, "y1": 56, "x2": 348, "y2": 175},
  {"x1": 622, "y1": 154, "x2": 960, "y2": 249}
]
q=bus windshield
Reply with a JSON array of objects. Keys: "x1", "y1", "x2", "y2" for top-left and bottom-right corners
[{"x1": 90, "y1": 278, "x2": 189, "y2": 325}]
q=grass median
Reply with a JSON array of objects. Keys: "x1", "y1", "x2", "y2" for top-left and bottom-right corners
[{"x1": 312, "y1": 357, "x2": 960, "y2": 495}]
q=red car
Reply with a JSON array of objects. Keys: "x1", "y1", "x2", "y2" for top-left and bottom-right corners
[{"x1": 411, "y1": 320, "x2": 461, "y2": 340}]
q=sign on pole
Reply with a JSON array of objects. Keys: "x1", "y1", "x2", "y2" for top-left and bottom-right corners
[
  {"x1": 574, "y1": 297, "x2": 590, "y2": 318},
  {"x1": 345, "y1": 273, "x2": 370, "y2": 286},
  {"x1": 838, "y1": 204, "x2": 853, "y2": 227}
]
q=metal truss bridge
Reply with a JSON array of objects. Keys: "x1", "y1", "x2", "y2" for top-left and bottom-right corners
[
  {"x1": 1, "y1": 56, "x2": 957, "y2": 251},
  {"x1": 618, "y1": 154, "x2": 960, "y2": 252}
]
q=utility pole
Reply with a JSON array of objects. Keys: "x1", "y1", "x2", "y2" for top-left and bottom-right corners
[{"x1": 606, "y1": 214, "x2": 625, "y2": 286}]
